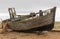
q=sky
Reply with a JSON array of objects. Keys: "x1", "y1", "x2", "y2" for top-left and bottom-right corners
[{"x1": 0, "y1": 0, "x2": 60, "y2": 22}]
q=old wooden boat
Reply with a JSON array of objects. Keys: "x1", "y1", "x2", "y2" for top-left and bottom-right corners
[{"x1": 3, "y1": 7, "x2": 56, "y2": 31}]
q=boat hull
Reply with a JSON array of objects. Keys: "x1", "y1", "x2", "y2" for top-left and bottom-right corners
[
  {"x1": 8, "y1": 12, "x2": 54, "y2": 30},
  {"x1": 12, "y1": 23, "x2": 54, "y2": 32},
  {"x1": 6, "y1": 7, "x2": 56, "y2": 31}
]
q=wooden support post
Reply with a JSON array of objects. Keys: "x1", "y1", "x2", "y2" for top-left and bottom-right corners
[
  {"x1": 1, "y1": 20, "x2": 8, "y2": 33},
  {"x1": 39, "y1": 10, "x2": 43, "y2": 16}
]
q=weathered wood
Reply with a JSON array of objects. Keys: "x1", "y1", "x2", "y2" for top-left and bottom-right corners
[
  {"x1": 39, "y1": 10, "x2": 43, "y2": 16},
  {"x1": 8, "y1": 8, "x2": 16, "y2": 19},
  {"x1": 7, "y1": 7, "x2": 56, "y2": 31}
]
